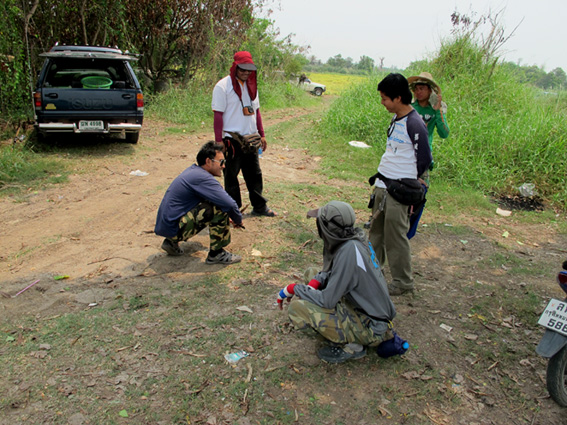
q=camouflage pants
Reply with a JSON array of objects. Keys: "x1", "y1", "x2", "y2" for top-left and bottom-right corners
[
  {"x1": 171, "y1": 201, "x2": 231, "y2": 251},
  {"x1": 288, "y1": 298, "x2": 388, "y2": 347}
]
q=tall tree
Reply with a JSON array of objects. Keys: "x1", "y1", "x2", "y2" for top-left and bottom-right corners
[
  {"x1": 327, "y1": 54, "x2": 346, "y2": 68},
  {"x1": 25, "y1": 0, "x2": 128, "y2": 78},
  {"x1": 549, "y1": 67, "x2": 567, "y2": 89},
  {"x1": 356, "y1": 55, "x2": 375, "y2": 73},
  {"x1": 124, "y1": 0, "x2": 253, "y2": 89},
  {"x1": 240, "y1": 18, "x2": 307, "y2": 81},
  {"x1": 20, "y1": 0, "x2": 254, "y2": 91}
]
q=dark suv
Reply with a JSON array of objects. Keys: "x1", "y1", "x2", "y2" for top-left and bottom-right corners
[{"x1": 33, "y1": 45, "x2": 144, "y2": 143}]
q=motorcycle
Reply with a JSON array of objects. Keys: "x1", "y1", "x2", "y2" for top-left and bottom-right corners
[{"x1": 536, "y1": 260, "x2": 567, "y2": 406}]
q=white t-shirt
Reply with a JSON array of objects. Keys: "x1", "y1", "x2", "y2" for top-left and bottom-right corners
[
  {"x1": 211, "y1": 75, "x2": 261, "y2": 137},
  {"x1": 376, "y1": 109, "x2": 429, "y2": 188}
]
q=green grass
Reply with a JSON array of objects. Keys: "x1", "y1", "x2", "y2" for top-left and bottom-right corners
[
  {"x1": 481, "y1": 252, "x2": 547, "y2": 277},
  {"x1": 269, "y1": 110, "x2": 381, "y2": 185},
  {"x1": 145, "y1": 84, "x2": 214, "y2": 129},
  {"x1": 0, "y1": 143, "x2": 68, "y2": 194},
  {"x1": 145, "y1": 78, "x2": 319, "y2": 131}
]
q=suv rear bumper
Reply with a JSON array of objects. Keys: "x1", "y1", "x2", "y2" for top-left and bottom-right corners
[{"x1": 38, "y1": 122, "x2": 142, "y2": 133}]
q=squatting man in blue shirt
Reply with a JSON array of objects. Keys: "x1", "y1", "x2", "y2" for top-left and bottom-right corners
[{"x1": 154, "y1": 141, "x2": 244, "y2": 265}]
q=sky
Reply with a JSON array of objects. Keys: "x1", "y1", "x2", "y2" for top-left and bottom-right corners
[{"x1": 262, "y1": 0, "x2": 566, "y2": 73}]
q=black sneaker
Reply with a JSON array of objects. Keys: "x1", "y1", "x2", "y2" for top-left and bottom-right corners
[
  {"x1": 205, "y1": 250, "x2": 242, "y2": 265},
  {"x1": 161, "y1": 238, "x2": 183, "y2": 256},
  {"x1": 317, "y1": 345, "x2": 366, "y2": 364}
]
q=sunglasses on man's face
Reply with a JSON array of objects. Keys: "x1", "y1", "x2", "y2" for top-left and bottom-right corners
[{"x1": 211, "y1": 159, "x2": 226, "y2": 166}]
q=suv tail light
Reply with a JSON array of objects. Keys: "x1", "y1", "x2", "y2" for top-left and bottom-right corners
[
  {"x1": 33, "y1": 92, "x2": 42, "y2": 109},
  {"x1": 137, "y1": 93, "x2": 144, "y2": 111}
]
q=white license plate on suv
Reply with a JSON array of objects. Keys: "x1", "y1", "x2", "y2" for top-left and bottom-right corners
[
  {"x1": 538, "y1": 298, "x2": 567, "y2": 336},
  {"x1": 79, "y1": 120, "x2": 104, "y2": 131}
]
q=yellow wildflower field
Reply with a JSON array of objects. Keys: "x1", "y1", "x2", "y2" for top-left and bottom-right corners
[{"x1": 307, "y1": 72, "x2": 371, "y2": 95}]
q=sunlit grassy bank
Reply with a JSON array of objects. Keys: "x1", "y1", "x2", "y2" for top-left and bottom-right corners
[{"x1": 320, "y1": 39, "x2": 567, "y2": 207}]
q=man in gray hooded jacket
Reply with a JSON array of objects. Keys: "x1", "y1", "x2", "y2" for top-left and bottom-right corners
[{"x1": 276, "y1": 201, "x2": 397, "y2": 363}]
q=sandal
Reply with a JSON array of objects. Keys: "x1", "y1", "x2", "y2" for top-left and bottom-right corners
[
  {"x1": 161, "y1": 238, "x2": 184, "y2": 256},
  {"x1": 251, "y1": 207, "x2": 277, "y2": 217},
  {"x1": 205, "y1": 250, "x2": 242, "y2": 265}
]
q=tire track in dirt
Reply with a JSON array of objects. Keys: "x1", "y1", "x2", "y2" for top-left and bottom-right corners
[{"x1": 0, "y1": 106, "x2": 321, "y2": 313}]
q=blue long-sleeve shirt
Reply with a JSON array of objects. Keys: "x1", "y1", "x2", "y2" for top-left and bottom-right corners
[{"x1": 154, "y1": 164, "x2": 242, "y2": 238}]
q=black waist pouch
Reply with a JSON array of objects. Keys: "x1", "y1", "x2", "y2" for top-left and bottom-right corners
[{"x1": 369, "y1": 172, "x2": 425, "y2": 206}]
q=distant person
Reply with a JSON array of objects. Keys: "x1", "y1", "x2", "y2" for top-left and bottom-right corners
[
  {"x1": 212, "y1": 51, "x2": 276, "y2": 217},
  {"x1": 276, "y1": 201, "x2": 397, "y2": 363},
  {"x1": 154, "y1": 141, "x2": 243, "y2": 265},
  {"x1": 408, "y1": 71, "x2": 449, "y2": 175},
  {"x1": 406, "y1": 72, "x2": 449, "y2": 235},
  {"x1": 368, "y1": 74, "x2": 432, "y2": 296},
  {"x1": 298, "y1": 73, "x2": 307, "y2": 85}
]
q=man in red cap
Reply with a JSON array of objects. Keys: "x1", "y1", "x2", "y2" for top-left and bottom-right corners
[{"x1": 211, "y1": 51, "x2": 276, "y2": 217}]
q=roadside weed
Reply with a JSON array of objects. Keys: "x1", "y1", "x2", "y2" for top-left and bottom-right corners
[{"x1": 0, "y1": 143, "x2": 68, "y2": 195}]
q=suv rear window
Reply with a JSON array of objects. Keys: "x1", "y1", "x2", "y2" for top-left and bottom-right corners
[{"x1": 42, "y1": 58, "x2": 136, "y2": 89}]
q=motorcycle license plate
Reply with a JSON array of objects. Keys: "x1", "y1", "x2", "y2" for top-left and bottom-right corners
[
  {"x1": 79, "y1": 120, "x2": 104, "y2": 131},
  {"x1": 538, "y1": 298, "x2": 567, "y2": 336}
]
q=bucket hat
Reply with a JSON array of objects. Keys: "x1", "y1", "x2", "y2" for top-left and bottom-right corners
[
  {"x1": 307, "y1": 201, "x2": 356, "y2": 228},
  {"x1": 306, "y1": 200, "x2": 363, "y2": 272},
  {"x1": 408, "y1": 72, "x2": 441, "y2": 94}
]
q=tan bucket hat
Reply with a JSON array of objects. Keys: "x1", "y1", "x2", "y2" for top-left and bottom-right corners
[{"x1": 408, "y1": 72, "x2": 441, "y2": 94}]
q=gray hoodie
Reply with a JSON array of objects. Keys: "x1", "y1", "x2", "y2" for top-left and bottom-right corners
[{"x1": 296, "y1": 201, "x2": 396, "y2": 335}]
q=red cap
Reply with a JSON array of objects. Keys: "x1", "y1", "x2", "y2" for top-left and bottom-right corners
[{"x1": 233, "y1": 51, "x2": 257, "y2": 71}]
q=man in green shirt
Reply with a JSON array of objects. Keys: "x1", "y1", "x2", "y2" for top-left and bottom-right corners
[
  {"x1": 408, "y1": 72, "x2": 449, "y2": 158},
  {"x1": 406, "y1": 72, "x2": 449, "y2": 238}
]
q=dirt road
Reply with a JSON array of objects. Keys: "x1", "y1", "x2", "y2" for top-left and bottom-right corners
[
  {"x1": 1, "y1": 107, "x2": 567, "y2": 424},
  {"x1": 0, "y1": 108, "x2": 320, "y2": 313}
]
